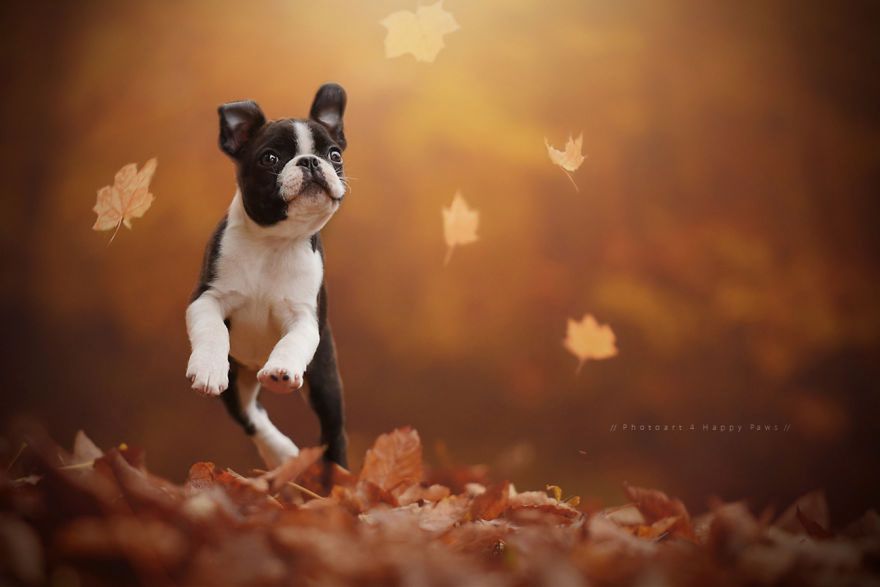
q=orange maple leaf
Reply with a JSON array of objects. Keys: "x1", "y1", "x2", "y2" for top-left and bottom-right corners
[
  {"x1": 92, "y1": 158, "x2": 157, "y2": 244},
  {"x1": 442, "y1": 191, "x2": 479, "y2": 265},
  {"x1": 563, "y1": 313, "x2": 618, "y2": 373}
]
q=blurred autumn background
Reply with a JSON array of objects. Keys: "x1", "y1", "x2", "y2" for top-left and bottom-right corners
[{"x1": 1, "y1": 0, "x2": 879, "y2": 525}]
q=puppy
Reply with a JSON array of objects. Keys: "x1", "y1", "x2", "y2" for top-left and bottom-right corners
[{"x1": 186, "y1": 83, "x2": 349, "y2": 469}]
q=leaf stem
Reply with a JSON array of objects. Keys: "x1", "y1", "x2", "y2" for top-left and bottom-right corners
[
  {"x1": 58, "y1": 460, "x2": 95, "y2": 471},
  {"x1": 563, "y1": 170, "x2": 580, "y2": 192},
  {"x1": 6, "y1": 442, "x2": 27, "y2": 472},
  {"x1": 252, "y1": 468, "x2": 325, "y2": 500},
  {"x1": 444, "y1": 245, "x2": 454, "y2": 266},
  {"x1": 107, "y1": 221, "x2": 123, "y2": 246}
]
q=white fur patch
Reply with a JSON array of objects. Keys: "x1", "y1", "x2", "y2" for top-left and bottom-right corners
[
  {"x1": 238, "y1": 370, "x2": 300, "y2": 468},
  {"x1": 212, "y1": 192, "x2": 324, "y2": 371},
  {"x1": 276, "y1": 157, "x2": 347, "y2": 204},
  {"x1": 293, "y1": 121, "x2": 314, "y2": 156}
]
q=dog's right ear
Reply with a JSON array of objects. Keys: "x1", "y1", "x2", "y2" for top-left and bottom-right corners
[{"x1": 218, "y1": 100, "x2": 266, "y2": 157}]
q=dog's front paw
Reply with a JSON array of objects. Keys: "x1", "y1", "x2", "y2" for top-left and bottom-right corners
[
  {"x1": 257, "y1": 362, "x2": 304, "y2": 394},
  {"x1": 186, "y1": 352, "x2": 229, "y2": 396}
]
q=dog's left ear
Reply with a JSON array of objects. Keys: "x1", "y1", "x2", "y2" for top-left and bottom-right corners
[
  {"x1": 218, "y1": 100, "x2": 266, "y2": 158},
  {"x1": 310, "y1": 83, "x2": 347, "y2": 150}
]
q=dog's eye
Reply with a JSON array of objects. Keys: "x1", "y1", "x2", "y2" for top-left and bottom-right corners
[
  {"x1": 328, "y1": 149, "x2": 343, "y2": 165},
  {"x1": 260, "y1": 151, "x2": 279, "y2": 167}
]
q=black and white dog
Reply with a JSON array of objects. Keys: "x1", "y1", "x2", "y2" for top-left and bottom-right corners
[{"x1": 186, "y1": 83, "x2": 349, "y2": 469}]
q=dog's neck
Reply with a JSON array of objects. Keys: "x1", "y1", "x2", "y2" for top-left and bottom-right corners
[{"x1": 227, "y1": 190, "x2": 319, "y2": 244}]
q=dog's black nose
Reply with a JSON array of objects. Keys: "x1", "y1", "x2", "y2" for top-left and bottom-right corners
[{"x1": 296, "y1": 156, "x2": 321, "y2": 173}]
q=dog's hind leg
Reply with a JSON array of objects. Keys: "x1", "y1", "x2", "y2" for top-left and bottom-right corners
[{"x1": 222, "y1": 359, "x2": 299, "y2": 469}]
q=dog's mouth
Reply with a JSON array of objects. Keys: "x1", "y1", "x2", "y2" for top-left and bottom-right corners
[{"x1": 287, "y1": 174, "x2": 342, "y2": 203}]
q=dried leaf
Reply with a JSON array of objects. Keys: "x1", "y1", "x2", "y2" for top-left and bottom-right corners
[
  {"x1": 360, "y1": 427, "x2": 423, "y2": 494},
  {"x1": 545, "y1": 134, "x2": 585, "y2": 190},
  {"x1": 442, "y1": 191, "x2": 479, "y2": 265},
  {"x1": 381, "y1": 1, "x2": 459, "y2": 63},
  {"x1": 624, "y1": 484, "x2": 694, "y2": 541},
  {"x1": 795, "y1": 506, "x2": 834, "y2": 539},
  {"x1": 470, "y1": 482, "x2": 510, "y2": 521},
  {"x1": 602, "y1": 504, "x2": 646, "y2": 526},
  {"x1": 563, "y1": 314, "x2": 618, "y2": 373},
  {"x1": 546, "y1": 484, "x2": 563, "y2": 501},
  {"x1": 775, "y1": 490, "x2": 830, "y2": 536},
  {"x1": 92, "y1": 158, "x2": 157, "y2": 243},
  {"x1": 71, "y1": 430, "x2": 103, "y2": 465},
  {"x1": 0, "y1": 514, "x2": 45, "y2": 584},
  {"x1": 261, "y1": 446, "x2": 325, "y2": 494}
]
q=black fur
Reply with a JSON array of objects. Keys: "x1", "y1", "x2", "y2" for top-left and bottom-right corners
[
  {"x1": 218, "y1": 100, "x2": 266, "y2": 157},
  {"x1": 309, "y1": 82, "x2": 347, "y2": 149},
  {"x1": 220, "y1": 354, "x2": 257, "y2": 436},
  {"x1": 190, "y1": 214, "x2": 227, "y2": 302}
]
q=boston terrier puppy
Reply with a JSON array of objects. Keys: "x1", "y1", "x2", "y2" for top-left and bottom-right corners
[{"x1": 186, "y1": 83, "x2": 349, "y2": 469}]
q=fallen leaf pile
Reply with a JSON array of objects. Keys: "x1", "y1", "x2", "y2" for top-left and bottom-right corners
[{"x1": 2, "y1": 427, "x2": 878, "y2": 586}]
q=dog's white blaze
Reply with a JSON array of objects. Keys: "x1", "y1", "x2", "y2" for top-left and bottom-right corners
[{"x1": 293, "y1": 121, "x2": 314, "y2": 156}]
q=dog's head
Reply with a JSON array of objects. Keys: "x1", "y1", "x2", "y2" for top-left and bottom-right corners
[{"x1": 218, "y1": 83, "x2": 347, "y2": 235}]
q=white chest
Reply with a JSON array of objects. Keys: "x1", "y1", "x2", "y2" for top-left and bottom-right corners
[{"x1": 213, "y1": 228, "x2": 323, "y2": 369}]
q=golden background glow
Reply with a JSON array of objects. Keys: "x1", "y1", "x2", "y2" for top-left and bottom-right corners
[{"x1": 2, "y1": 0, "x2": 878, "y2": 522}]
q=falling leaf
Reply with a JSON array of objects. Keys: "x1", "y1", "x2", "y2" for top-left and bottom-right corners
[
  {"x1": 545, "y1": 134, "x2": 585, "y2": 191},
  {"x1": 92, "y1": 158, "x2": 157, "y2": 244},
  {"x1": 442, "y1": 191, "x2": 479, "y2": 265},
  {"x1": 380, "y1": 1, "x2": 460, "y2": 63},
  {"x1": 563, "y1": 313, "x2": 617, "y2": 373}
]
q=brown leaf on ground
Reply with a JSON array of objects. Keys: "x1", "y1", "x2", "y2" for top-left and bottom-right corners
[
  {"x1": 360, "y1": 426, "x2": 423, "y2": 494},
  {"x1": 624, "y1": 484, "x2": 694, "y2": 540},
  {"x1": 775, "y1": 490, "x2": 830, "y2": 535},
  {"x1": 71, "y1": 430, "x2": 103, "y2": 465},
  {"x1": 0, "y1": 514, "x2": 45, "y2": 585},
  {"x1": 795, "y1": 506, "x2": 834, "y2": 539},
  {"x1": 260, "y1": 446, "x2": 325, "y2": 494},
  {"x1": 470, "y1": 482, "x2": 510, "y2": 521}
]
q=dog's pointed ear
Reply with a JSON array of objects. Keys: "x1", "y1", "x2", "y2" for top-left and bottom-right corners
[
  {"x1": 309, "y1": 83, "x2": 347, "y2": 149},
  {"x1": 218, "y1": 100, "x2": 266, "y2": 157}
]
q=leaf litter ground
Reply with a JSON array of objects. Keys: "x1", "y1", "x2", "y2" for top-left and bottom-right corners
[{"x1": 1, "y1": 427, "x2": 878, "y2": 586}]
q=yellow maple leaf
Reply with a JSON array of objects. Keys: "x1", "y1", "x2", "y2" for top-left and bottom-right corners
[
  {"x1": 563, "y1": 313, "x2": 617, "y2": 374},
  {"x1": 442, "y1": 191, "x2": 478, "y2": 265},
  {"x1": 92, "y1": 158, "x2": 157, "y2": 244},
  {"x1": 381, "y1": 1, "x2": 460, "y2": 63},
  {"x1": 545, "y1": 134, "x2": 585, "y2": 191}
]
